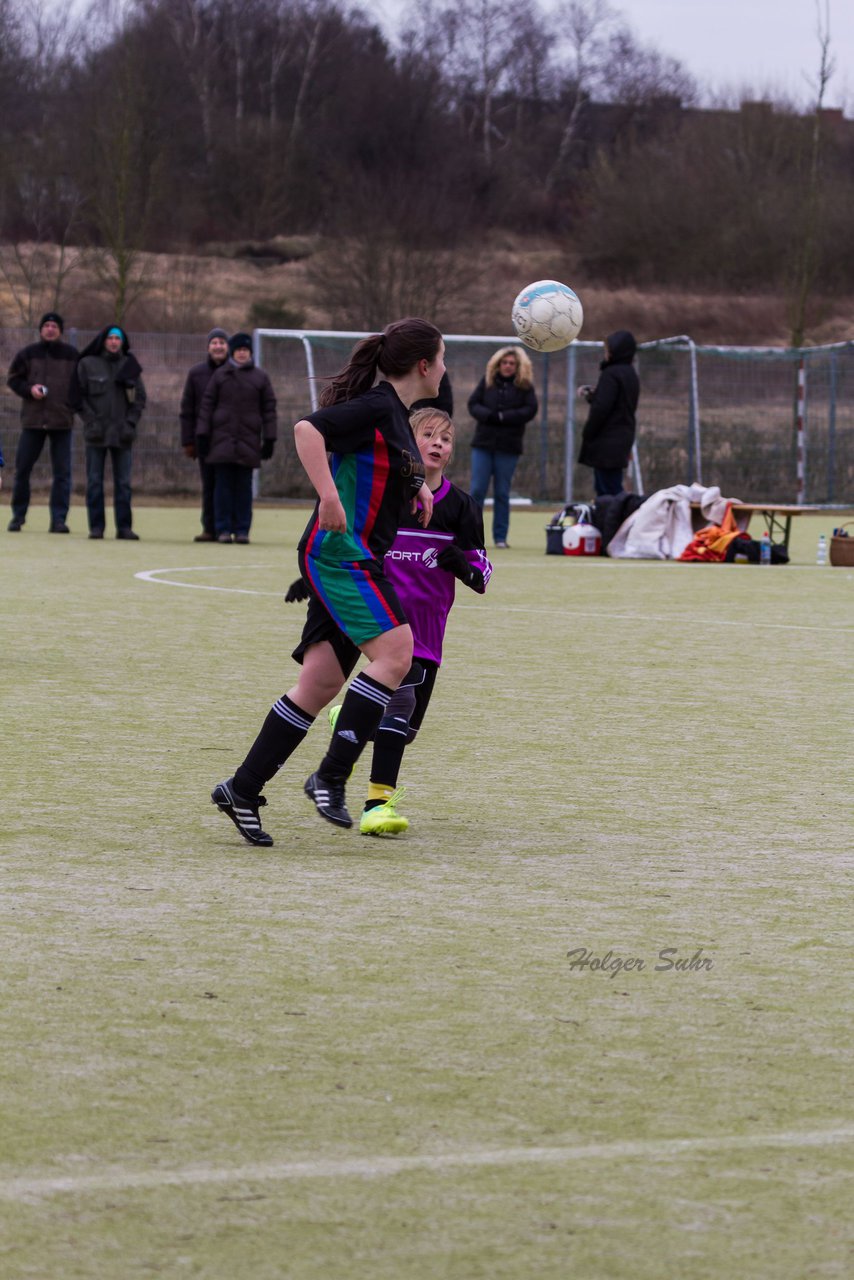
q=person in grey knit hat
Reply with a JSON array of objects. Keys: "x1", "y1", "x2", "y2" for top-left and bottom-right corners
[{"x1": 179, "y1": 327, "x2": 230, "y2": 541}]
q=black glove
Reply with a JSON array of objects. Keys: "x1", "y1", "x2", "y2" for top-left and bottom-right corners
[
  {"x1": 261, "y1": 438, "x2": 275, "y2": 460},
  {"x1": 196, "y1": 434, "x2": 210, "y2": 460},
  {"x1": 284, "y1": 577, "x2": 310, "y2": 603},
  {"x1": 437, "y1": 544, "x2": 477, "y2": 585}
]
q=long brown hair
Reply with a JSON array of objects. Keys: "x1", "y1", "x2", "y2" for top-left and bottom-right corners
[{"x1": 319, "y1": 317, "x2": 443, "y2": 407}]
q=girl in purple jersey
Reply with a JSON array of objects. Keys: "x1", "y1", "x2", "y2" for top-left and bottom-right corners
[
  {"x1": 211, "y1": 319, "x2": 443, "y2": 846},
  {"x1": 330, "y1": 407, "x2": 493, "y2": 836}
]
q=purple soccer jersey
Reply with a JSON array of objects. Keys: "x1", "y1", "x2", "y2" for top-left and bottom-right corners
[{"x1": 383, "y1": 476, "x2": 492, "y2": 665}]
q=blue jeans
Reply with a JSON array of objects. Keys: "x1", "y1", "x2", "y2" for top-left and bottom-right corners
[
  {"x1": 470, "y1": 447, "x2": 519, "y2": 544},
  {"x1": 11, "y1": 428, "x2": 72, "y2": 525},
  {"x1": 86, "y1": 445, "x2": 134, "y2": 532},
  {"x1": 214, "y1": 464, "x2": 253, "y2": 537},
  {"x1": 593, "y1": 467, "x2": 624, "y2": 497}
]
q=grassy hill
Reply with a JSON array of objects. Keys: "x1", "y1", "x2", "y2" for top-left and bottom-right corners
[{"x1": 2, "y1": 236, "x2": 852, "y2": 347}]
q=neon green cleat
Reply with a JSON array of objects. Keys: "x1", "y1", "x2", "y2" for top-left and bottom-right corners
[{"x1": 359, "y1": 788, "x2": 409, "y2": 837}]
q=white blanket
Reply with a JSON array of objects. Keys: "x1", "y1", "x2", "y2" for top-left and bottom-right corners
[{"x1": 606, "y1": 484, "x2": 740, "y2": 560}]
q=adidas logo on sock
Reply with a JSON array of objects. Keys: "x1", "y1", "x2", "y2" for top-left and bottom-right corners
[{"x1": 337, "y1": 728, "x2": 359, "y2": 743}]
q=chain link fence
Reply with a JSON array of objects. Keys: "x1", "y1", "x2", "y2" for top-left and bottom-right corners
[{"x1": 2, "y1": 327, "x2": 853, "y2": 507}]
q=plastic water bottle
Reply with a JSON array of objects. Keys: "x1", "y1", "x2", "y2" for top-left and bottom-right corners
[
  {"x1": 816, "y1": 534, "x2": 827, "y2": 566},
  {"x1": 760, "y1": 531, "x2": 772, "y2": 565}
]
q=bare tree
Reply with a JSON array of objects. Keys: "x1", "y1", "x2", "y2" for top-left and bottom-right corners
[
  {"x1": 0, "y1": 0, "x2": 86, "y2": 321},
  {"x1": 0, "y1": 184, "x2": 86, "y2": 324},
  {"x1": 789, "y1": 0, "x2": 834, "y2": 346},
  {"x1": 408, "y1": 0, "x2": 532, "y2": 169},
  {"x1": 307, "y1": 171, "x2": 482, "y2": 329},
  {"x1": 153, "y1": 0, "x2": 223, "y2": 171},
  {"x1": 545, "y1": 0, "x2": 614, "y2": 194},
  {"x1": 80, "y1": 3, "x2": 167, "y2": 320}
]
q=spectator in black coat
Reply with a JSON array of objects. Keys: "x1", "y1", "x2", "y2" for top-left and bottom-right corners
[
  {"x1": 467, "y1": 346, "x2": 537, "y2": 548},
  {"x1": 196, "y1": 333, "x2": 277, "y2": 544},
  {"x1": 577, "y1": 330, "x2": 640, "y2": 497},
  {"x1": 77, "y1": 325, "x2": 147, "y2": 540},
  {"x1": 179, "y1": 327, "x2": 229, "y2": 542},
  {"x1": 6, "y1": 312, "x2": 80, "y2": 533}
]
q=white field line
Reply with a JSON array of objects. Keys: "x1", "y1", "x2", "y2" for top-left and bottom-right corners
[
  {"x1": 135, "y1": 566, "x2": 282, "y2": 596},
  {"x1": 135, "y1": 566, "x2": 854, "y2": 633},
  {"x1": 3, "y1": 1127, "x2": 853, "y2": 1202}
]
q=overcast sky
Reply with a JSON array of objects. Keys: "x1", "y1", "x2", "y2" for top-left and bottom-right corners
[{"x1": 371, "y1": 0, "x2": 853, "y2": 110}]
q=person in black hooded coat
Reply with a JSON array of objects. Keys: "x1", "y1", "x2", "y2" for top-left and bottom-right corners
[
  {"x1": 77, "y1": 325, "x2": 146, "y2": 539},
  {"x1": 577, "y1": 330, "x2": 640, "y2": 497}
]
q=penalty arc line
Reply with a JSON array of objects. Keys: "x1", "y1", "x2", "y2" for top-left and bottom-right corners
[
  {"x1": 3, "y1": 1126, "x2": 853, "y2": 1202},
  {"x1": 134, "y1": 565, "x2": 854, "y2": 633},
  {"x1": 135, "y1": 565, "x2": 282, "y2": 597}
]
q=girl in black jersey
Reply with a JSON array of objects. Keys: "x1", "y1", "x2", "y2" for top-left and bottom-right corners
[
  {"x1": 212, "y1": 318, "x2": 445, "y2": 846},
  {"x1": 328, "y1": 408, "x2": 492, "y2": 836}
]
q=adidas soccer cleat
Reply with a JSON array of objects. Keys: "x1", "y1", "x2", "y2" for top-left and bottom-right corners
[
  {"x1": 304, "y1": 771, "x2": 353, "y2": 828},
  {"x1": 211, "y1": 778, "x2": 273, "y2": 846},
  {"x1": 360, "y1": 789, "x2": 409, "y2": 837}
]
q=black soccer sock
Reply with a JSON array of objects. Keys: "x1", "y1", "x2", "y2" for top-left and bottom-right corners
[
  {"x1": 368, "y1": 720, "x2": 409, "y2": 794},
  {"x1": 234, "y1": 695, "x2": 315, "y2": 798},
  {"x1": 318, "y1": 672, "x2": 395, "y2": 780},
  {"x1": 368, "y1": 679, "x2": 416, "y2": 792}
]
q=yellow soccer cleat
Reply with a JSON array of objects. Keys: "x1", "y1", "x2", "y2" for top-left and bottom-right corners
[{"x1": 359, "y1": 788, "x2": 409, "y2": 837}]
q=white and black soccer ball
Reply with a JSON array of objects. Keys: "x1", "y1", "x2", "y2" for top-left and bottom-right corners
[{"x1": 511, "y1": 280, "x2": 583, "y2": 352}]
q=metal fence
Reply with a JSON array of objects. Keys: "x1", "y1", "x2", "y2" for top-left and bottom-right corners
[{"x1": 2, "y1": 326, "x2": 853, "y2": 506}]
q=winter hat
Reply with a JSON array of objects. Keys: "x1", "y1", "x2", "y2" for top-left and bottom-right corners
[
  {"x1": 207, "y1": 327, "x2": 228, "y2": 343},
  {"x1": 39, "y1": 311, "x2": 64, "y2": 332},
  {"x1": 228, "y1": 332, "x2": 253, "y2": 355},
  {"x1": 106, "y1": 326, "x2": 125, "y2": 339}
]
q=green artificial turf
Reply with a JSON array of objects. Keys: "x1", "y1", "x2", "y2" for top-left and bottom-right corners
[{"x1": 2, "y1": 504, "x2": 852, "y2": 1279}]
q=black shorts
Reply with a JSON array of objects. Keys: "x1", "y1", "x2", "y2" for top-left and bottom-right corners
[
  {"x1": 298, "y1": 550, "x2": 409, "y2": 647},
  {"x1": 291, "y1": 592, "x2": 362, "y2": 679},
  {"x1": 292, "y1": 551, "x2": 409, "y2": 678}
]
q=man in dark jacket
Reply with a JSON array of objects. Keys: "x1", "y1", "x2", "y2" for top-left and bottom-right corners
[
  {"x1": 577, "y1": 330, "x2": 640, "y2": 497},
  {"x1": 179, "y1": 327, "x2": 229, "y2": 542},
  {"x1": 196, "y1": 332, "x2": 277, "y2": 544},
  {"x1": 77, "y1": 325, "x2": 147, "y2": 540},
  {"x1": 6, "y1": 311, "x2": 80, "y2": 533}
]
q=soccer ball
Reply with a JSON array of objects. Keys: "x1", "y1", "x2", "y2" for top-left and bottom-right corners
[{"x1": 511, "y1": 280, "x2": 583, "y2": 352}]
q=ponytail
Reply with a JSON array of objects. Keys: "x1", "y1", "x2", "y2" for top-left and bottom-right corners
[
  {"x1": 319, "y1": 318, "x2": 442, "y2": 407},
  {"x1": 319, "y1": 334, "x2": 385, "y2": 407}
]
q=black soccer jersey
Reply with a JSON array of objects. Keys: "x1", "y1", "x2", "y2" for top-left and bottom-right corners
[{"x1": 298, "y1": 382, "x2": 426, "y2": 565}]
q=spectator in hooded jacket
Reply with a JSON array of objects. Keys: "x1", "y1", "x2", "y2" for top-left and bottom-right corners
[
  {"x1": 179, "y1": 327, "x2": 230, "y2": 542},
  {"x1": 77, "y1": 325, "x2": 147, "y2": 540},
  {"x1": 196, "y1": 332, "x2": 277, "y2": 544},
  {"x1": 467, "y1": 345, "x2": 537, "y2": 549},
  {"x1": 6, "y1": 311, "x2": 80, "y2": 534},
  {"x1": 577, "y1": 330, "x2": 640, "y2": 497}
]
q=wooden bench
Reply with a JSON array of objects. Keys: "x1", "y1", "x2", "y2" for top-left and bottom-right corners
[{"x1": 690, "y1": 503, "x2": 824, "y2": 550}]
